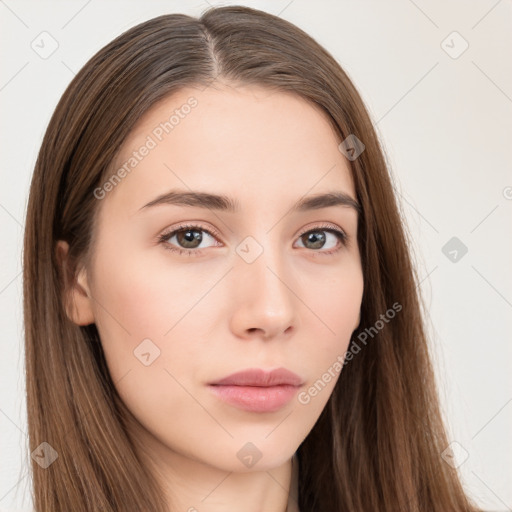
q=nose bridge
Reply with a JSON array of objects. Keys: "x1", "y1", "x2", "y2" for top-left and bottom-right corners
[
  {"x1": 237, "y1": 232, "x2": 291, "y2": 297},
  {"x1": 230, "y1": 231, "x2": 297, "y2": 336}
]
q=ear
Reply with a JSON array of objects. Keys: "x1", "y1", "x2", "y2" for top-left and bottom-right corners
[{"x1": 56, "y1": 240, "x2": 95, "y2": 326}]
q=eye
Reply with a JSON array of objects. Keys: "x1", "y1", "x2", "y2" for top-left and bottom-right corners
[
  {"x1": 157, "y1": 222, "x2": 349, "y2": 257},
  {"x1": 157, "y1": 224, "x2": 221, "y2": 257},
  {"x1": 295, "y1": 223, "x2": 348, "y2": 255}
]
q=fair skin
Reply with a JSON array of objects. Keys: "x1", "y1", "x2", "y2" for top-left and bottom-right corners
[{"x1": 58, "y1": 83, "x2": 364, "y2": 512}]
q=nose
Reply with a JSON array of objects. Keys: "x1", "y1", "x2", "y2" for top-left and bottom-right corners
[{"x1": 229, "y1": 241, "x2": 298, "y2": 341}]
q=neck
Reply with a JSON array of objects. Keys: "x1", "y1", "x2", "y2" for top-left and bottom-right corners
[{"x1": 160, "y1": 451, "x2": 294, "y2": 512}]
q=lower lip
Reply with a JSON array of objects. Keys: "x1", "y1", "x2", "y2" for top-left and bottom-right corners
[{"x1": 208, "y1": 384, "x2": 300, "y2": 413}]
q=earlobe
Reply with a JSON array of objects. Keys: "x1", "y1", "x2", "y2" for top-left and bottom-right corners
[{"x1": 56, "y1": 240, "x2": 95, "y2": 326}]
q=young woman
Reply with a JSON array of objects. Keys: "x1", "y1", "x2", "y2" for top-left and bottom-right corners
[{"x1": 23, "y1": 5, "x2": 482, "y2": 511}]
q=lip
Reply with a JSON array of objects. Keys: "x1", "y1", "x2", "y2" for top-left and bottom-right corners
[{"x1": 208, "y1": 368, "x2": 303, "y2": 413}]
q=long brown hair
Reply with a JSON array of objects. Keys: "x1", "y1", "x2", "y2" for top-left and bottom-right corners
[{"x1": 23, "y1": 6, "x2": 481, "y2": 511}]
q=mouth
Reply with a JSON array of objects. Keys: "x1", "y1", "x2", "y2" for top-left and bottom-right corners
[{"x1": 208, "y1": 367, "x2": 303, "y2": 413}]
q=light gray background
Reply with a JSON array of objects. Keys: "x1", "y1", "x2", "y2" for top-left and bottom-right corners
[{"x1": 1, "y1": 1, "x2": 511, "y2": 511}]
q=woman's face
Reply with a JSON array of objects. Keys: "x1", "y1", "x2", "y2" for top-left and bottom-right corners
[{"x1": 67, "y1": 83, "x2": 363, "y2": 475}]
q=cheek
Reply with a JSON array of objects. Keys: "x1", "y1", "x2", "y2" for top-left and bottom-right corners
[
  {"x1": 309, "y1": 262, "x2": 363, "y2": 343},
  {"x1": 87, "y1": 246, "x2": 181, "y2": 389},
  {"x1": 88, "y1": 250, "x2": 207, "y2": 441},
  {"x1": 90, "y1": 242, "x2": 195, "y2": 341},
  {"x1": 300, "y1": 261, "x2": 363, "y2": 382},
  {"x1": 89, "y1": 242, "x2": 227, "y2": 405}
]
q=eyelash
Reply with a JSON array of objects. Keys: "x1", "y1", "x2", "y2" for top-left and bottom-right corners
[{"x1": 157, "y1": 222, "x2": 348, "y2": 257}]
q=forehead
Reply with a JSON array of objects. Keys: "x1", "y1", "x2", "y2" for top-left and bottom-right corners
[{"x1": 103, "y1": 83, "x2": 356, "y2": 215}]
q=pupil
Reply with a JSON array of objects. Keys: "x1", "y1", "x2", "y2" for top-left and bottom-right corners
[
  {"x1": 305, "y1": 231, "x2": 325, "y2": 249},
  {"x1": 179, "y1": 229, "x2": 202, "y2": 248}
]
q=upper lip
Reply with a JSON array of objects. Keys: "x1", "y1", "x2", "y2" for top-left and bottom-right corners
[{"x1": 209, "y1": 368, "x2": 303, "y2": 387}]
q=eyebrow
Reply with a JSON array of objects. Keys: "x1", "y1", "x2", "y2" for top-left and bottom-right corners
[{"x1": 139, "y1": 189, "x2": 361, "y2": 214}]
